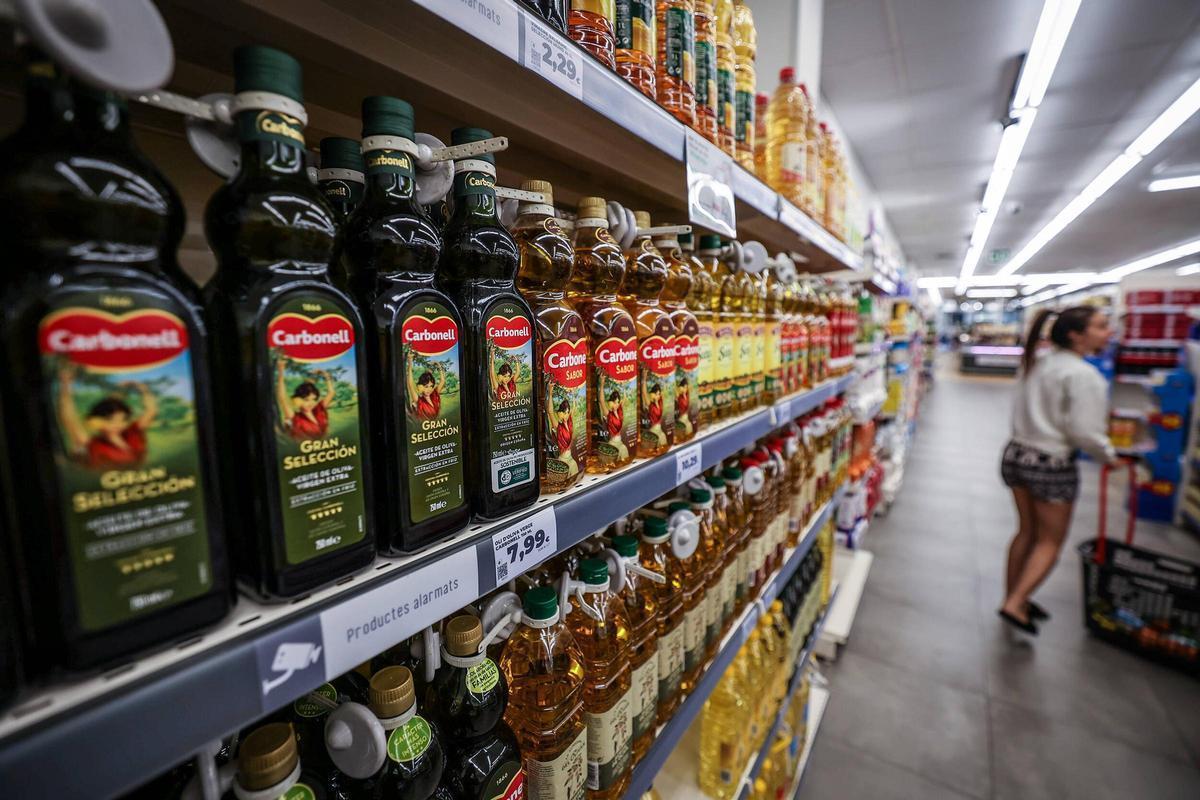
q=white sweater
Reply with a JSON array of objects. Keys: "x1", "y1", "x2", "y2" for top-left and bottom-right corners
[{"x1": 1011, "y1": 348, "x2": 1115, "y2": 463}]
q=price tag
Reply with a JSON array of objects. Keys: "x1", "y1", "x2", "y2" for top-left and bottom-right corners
[
  {"x1": 675, "y1": 442, "x2": 703, "y2": 486},
  {"x1": 413, "y1": 0, "x2": 519, "y2": 61},
  {"x1": 491, "y1": 506, "x2": 558, "y2": 585},
  {"x1": 521, "y1": 16, "x2": 584, "y2": 99},
  {"x1": 685, "y1": 129, "x2": 736, "y2": 238},
  {"x1": 772, "y1": 398, "x2": 792, "y2": 426}
]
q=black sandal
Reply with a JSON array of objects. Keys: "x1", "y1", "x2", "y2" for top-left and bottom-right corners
[
  {"x1": 1026, "y1": 601, "x2": 1050, "y2": 621},
  {"x1": 998, "y1": 609, "x2": 1039, "y2": 635}
]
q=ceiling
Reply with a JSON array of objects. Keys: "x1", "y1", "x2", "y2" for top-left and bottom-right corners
[{"x1": 821, "y1": 0, "x2": 1200, "y2": 279}]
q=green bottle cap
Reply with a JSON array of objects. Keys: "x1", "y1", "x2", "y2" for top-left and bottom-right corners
[
  {"x1": 612, "y1": 535, "x2": 639, "y2": 558},
  {"x1": 668, "y1": 501, "x2": 690, "y2": 513},
  {"x1": 234, "y1": 45, "x2": 303, "y2": 103},
  {"x1": 579, "y1": 558, "x2": 609, "y2": 585},
  {"x1": 690, "y1": 487, "x2": 712, "y2": 503},
  {"x1": 642, "y1": 517, "x2": 669, "y2": 539},
  {"x1": 705, "y1": 475, "x2": 726, "y2": 489},
  {"x1": 678, "y1": 232, "x2": 693, "y2": 246},
  {"x1": 319, "y1": 137, "x2": 364, "y2": 172},
  {"x1": 699, "y1": 234, "x2": 723, "y2": 250},
  {"x1": 451, "y1": 126, "x2": 496, "y2": 164},
  {"x1": 722, "y1": 465, "x2": 743, "y2": 480},
  {"x1": 361, "y1": 96, "x2": 415, "y2": 140},
  {"x1": 523, "y1": 586, "x2": 558, "y2": 620}
]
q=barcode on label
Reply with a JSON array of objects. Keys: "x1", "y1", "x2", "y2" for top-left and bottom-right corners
[
  {"x1": 587, "y1": 760, "x2": 599, "y2": 790},
  {"x1": 497, "y1": 561, "x2": 509, "y2": 581}
]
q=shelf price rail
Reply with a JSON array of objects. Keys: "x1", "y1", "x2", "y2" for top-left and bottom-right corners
[{"x1": 0, "y1": 375, "x2": 854, "y2": 797}]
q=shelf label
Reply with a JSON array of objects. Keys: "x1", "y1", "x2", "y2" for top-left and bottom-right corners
[
  {"x1": 319, "y1": 548, "x2": 478, "y2": 679},
  {"x1": 685, "y1": 129, "x2": 736, "y2": 238},
  {"x1": 413, "y1": 0, "x2": 519, "y2": 61},
  {"x1": 675, "y1": 442, "x2": 703, "y2": 486},
  {"x1": 491, "y1": 506, "x2": 558, "y2": 585},
  {"x1": 771, "y1": 398, "x2": 792, "y2": 426},
  {"x1": 521, "y1": 16, "x2": 584, "y2": 99}
]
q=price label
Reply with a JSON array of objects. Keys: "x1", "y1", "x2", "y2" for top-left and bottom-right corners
[
  {"x1": 685, "y1": 129, "x2": 736, "y2": 238},
  {"x1": 675, "y1": 442, "x2": 703, "y2": 486},
  {"x1": 521, "y1": 16, "x2": 584, "y2": 99},
  {"x1": 491, "y1": 506, "x2": 558, "y2": 585},
  {"x1": 772, "y1": 398, "x2": 792, "y2": 426},
  {"x1": 413, "y1": 0, "x2": 519, "y2": 61}
]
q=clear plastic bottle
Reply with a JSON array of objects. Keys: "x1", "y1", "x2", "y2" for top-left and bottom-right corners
[
  {"x1": 639, "y1": 516, "x2": 685, "y2": 723},
  {"x1": 655, "y1": 229, "x2": 701, "y2": 442},
  {"x1": 690, "y1": 486, "x2": 723, "y2": 661},
  {"x1": 611, "y1": 534, "x2": 659, "y2": 763},
  {"x1": 720, "y1": 262, "x2": 752, "y2": 414},
  {"x1": 721, "y1": 464, "x2": 749, "y2": 612},
  {"x1": 499, "y1": 587, "x2": 588, "y2": 800},
  {"x1": 697, "y1": 646, "x2": 749, "y2": 799},
  {"x1": 753, "y1": 91, "x2": 769, "y2": 181},
  {"x1": 698, "y1": 236, "x2": 733, "y2": 419},
  {"x1": 731, "y1": 0, "x2": 757, "y2": 171},
  {"x1": 655, "y1": 0, "x2": 697, "y2": 126},
  {"x1": 570, "y1": 0, "x2": 617, "y2": 69},
  {"x1": 746, "y1": 264, "x2": 766, "y2": 405},
  {"x1": 705, "y1": 475, "x2": 737, "y2": 634},
  {"x1": 762, "y1": 267, "x2": 785, "y2": 403},
  {"x1": 615, "y1": 0, "x2": 656, "y2": 99},
  {"x1": 680, "y1": 232, "x2": 716, "y2": 427},
  {"x1": 765, "y1": 67, "x2": 809, "y2": 208},
  {"x1": 693, "y1": 0, "x2": 719, "y2": 143},
  {"x1": 669, "y1": 500, "x2": 706, "y2": 693},
  {"x1": 569, "y1": 558, "x2": 633, "y2": 799},
  {"x1": 714, "y1": 0, "x2": 736, "y2": 157}
]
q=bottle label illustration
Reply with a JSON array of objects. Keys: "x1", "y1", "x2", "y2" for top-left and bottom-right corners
[
  {"x1": 481, "y1": 761, "x2": 526, "y2": 800},
  {"x1": 39, "y1": 294, "x2": 213, "y2": 631},
  {"x1": 673, "y1": 320, "x2": 700, "y2": 438},
  {"x1": 734, "y1": 322, "x2": 754, "y2": 405},
  {"x1": 586, "y1": 692, "x2": 633, "y2": 791},
  {"x1": 751, "y1": 321, "x2": 765, "y2": 397},
  {"x1": 638, "y1": 326, "x2": 675, "y2": 448},
  {"x1": 593, "y1": 333, "x2": 638, "y2": 466},
  {"x1": 526, "y1": 728, "x2": 586, "y2": 800},
  {"x1": 387, "y1": 714, "x2": 433, "y2": 763},
  {"x1": 657, "y1": 622, "x2": 684, "y2": 700},
  {"x1": 401, "y1": 303, "x2": 466, "y2": 523},
  {"x1": 484, "y1": 303, "x2": 537, "y2": 493},
  {"x1": 696, "y1": 317, "x2": 714, "y2": 416},
  {"x1": 541, "y1": 327, "x2": 588, "y2": 490},
  {"x1": 630, "y1": 655, "x2": 658, "y2": 741},
  {"x1": 267, "y1": 295, "x2": 367, "y2": 565}
]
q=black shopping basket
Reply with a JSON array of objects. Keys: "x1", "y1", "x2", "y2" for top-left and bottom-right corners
[{"x1": 1077, "y1": 461, "x2": 1200, "y2": 674}]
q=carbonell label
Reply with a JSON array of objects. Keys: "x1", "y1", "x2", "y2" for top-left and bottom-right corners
[
  {"x1": 593, "y1": 334, "x2": 638, "y2": 467},
  {"x1": 541, "y1": 330, "x2": 588, "y2": 489},
  {"x1": 485, "y1": 303, "x2": 537, "y2": 493}
]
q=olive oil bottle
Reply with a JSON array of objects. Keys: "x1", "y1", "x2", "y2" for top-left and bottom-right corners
[
  {"x1": 204, "y1": 46, "x2": 373, "y2": 599},
  {"x1": 335, "y1": 97, "x2": 469, "y2": 553},
  {"x1": 0, "y1": 59, "x2": 230, "y2": 669},
  {"x1": 655, "y1": 229, "x2": 701, "y2": 442},
  {"x1": 620, "y1": 212, "x2": 675, "y2": 457},
  {"x1": 680, "y1": 232, "x2": 716, "y2": 427},
  {"x1": 358, "y1": 666, "x2": 446, "y2": 799},
  {"x1": 567, "y1": 196, "x2": 638, "y2": 474},
  {"x1": 719, "y1": 254, "x2": 752, "y2": 415},
  {"x1": 699, "y1": 236, "x2": 733, "y2": 420},
  {"x1": 231, "y1": 722, "x2": 329, "y2": 800},
  {"x1": 761, "y1": 266, "x2": 784, "y2": 403},
  {"x1": 318, "y1": 137, "x2": 365, "y2": 225},
  {"x1": 514, "y1": 180, "x2": 589, "y2": 493},
  {"x1": 437, "y1": 128, "x2": 539, "y2": 520}
]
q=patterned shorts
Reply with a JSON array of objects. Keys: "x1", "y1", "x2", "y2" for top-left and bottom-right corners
[{"x1": 1000, "y1": 440, "x2": 1079, "y2": 503}]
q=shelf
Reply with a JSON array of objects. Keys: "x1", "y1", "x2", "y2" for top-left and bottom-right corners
[
  {"x1": 786, "y1": 684, "x2": 831, "y2": 798},
  {"x1": 0, "y1": 375, "x2": 854, "y2": 798},
  {"x1": 837, "y1": 517, "x2": 870, "y2": 550},
  {"x1": 623, "y1": 493, "x2": 839, "y2": 800},
  {"x1": 816, "y1": 548, "x2": 874, "y2": 659},
  {"x1": 1124, "y1": 304, "x2": 1189, "y2": 314},
  {"x1": 1122, "y1": 339, "x2": 1184, "y2": 348},
  {"x1": 854, "y1": 340, "x2": 890, "y2": 356}
]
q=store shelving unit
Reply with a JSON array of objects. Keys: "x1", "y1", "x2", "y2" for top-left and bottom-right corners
[
  {"x1": 0, "y1": 374, "x2": 854, "y2": 797},
  {"x1": 815, "y1": 548, "x2": 874, "y2": 661}
]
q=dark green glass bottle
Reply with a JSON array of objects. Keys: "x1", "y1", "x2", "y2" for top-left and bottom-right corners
[
  {"x1": 358, "y1": 666, "x2": 445, "y2": 799},
  {"x1": 0, "y1": 56, "x2": 230, "y2": 670},
  {"x1": 203, "y1": 46, "x2": 374, "y2": 599},
  {"x1": 335, "y1": 97, "x2": 469, "y2": 553},
  {"x1": 318, "y1": 137, "x2": 365, "y2": 225},
  {"x1": 437, "y1": 128, "x2": 539, "y2": 520}
]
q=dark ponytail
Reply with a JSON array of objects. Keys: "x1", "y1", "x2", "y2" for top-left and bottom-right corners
[{"x1": 1022, "y1": 305, "x2": 1099, "y2": 373}]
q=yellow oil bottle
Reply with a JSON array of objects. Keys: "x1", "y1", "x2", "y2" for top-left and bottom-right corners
[
  {"x1": 714, "y1": 0, "x2": 737, "y2": 157},
  {"x1": 694, "y1": 0, "x2": 719, "y2": 143},
  {"x1": 639, "y1": 516, "x2": 685, "y2": 723},
  {"x1": 765, "y1": 67, "x2": 809, "y2": 208},
  {"x1": 615, "y1": 0, "x2": 656, "y2": 98},
  {"x1": 697, "y1": 641, "x2": 750, "y2": 800},
  {"x1": 731, "y1": 0, "x2": 757, "y2": 171},
  {"x1": 699, "y1": 236, "x2": 734, "y2": 420},
  {"x1": 681, "y1": 232, "x2": 716, "y2": 427},
  {"x1": 656, "y1": 0, "x2": 697, "y2": 126},
  {"x1": 611, "y1": 534, "x2": 659, "y2": 764},
  {"x1": 656, "y1": 229, "x2": 701, "y2": 442}
]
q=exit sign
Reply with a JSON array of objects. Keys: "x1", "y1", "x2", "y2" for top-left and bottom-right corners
[{"x1": 988, "y1": 248, "x2": 1010, "y2": 264}]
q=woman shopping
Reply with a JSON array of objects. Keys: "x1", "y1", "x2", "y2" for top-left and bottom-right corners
[{"x1": 999, "y1": 306, "x2": 1118, "y2": 634}]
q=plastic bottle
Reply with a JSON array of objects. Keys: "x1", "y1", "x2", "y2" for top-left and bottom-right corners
[
  {"x1": 655, "y1": 0, "x2": 697, "y2": 126},
  {"x1": 753, "y1": 91, "x2": 769, "y2": 181},
  {"x1": 669, "y1": 500, "x2": 706, "y2": 693},
  {"x1": 731, "y1": 0, "x2": 757, "y2": 171},
  {"x1": 765, "y1": 67, "x2": 808, "y2": 208},
  {"x1": 639, "y1": 516, "x2": 685, "y2": 723},
  {"x1": 818, "y1": 123, "x2": 834, "y2": 230},
  {"x1": 569, "y1": 558, "x2": 633, "y2": 799},
  {"x1": 762, "y1": 268, "x2": 785, "y2": 403},
  {"x1": 610, "y1": 534, "x2": 659, "y2": 764},
  {"x1": 620, "y1": 212, "x2": 676, "y2": 457},
  {"x1": 697, "y1": 236, "x2": 732, "y2": 419},
  {"x1": 500, "y1": 587, "x2": 587, "y2": 800},
  {"x1": 693, "y1": 0, "x2": 719, "y2": 143},
  {"x1": 720, "y1": 262, "x2": 752, "y2": 414},
  {"x1": 680, "y1": 233, "x2": 716, "y2": 426},
  {"x1": 690, "y1": 486, "x2": 723, "y2": 661},
  {"x1": 705, "y1": 475, "x2": 737, "y2": 634},
  {"x1": 357, "y1": 666, "x2": 447, "y2": 799},
  {"x1": 570, "y1": 0, "x2": 617, "y2": 69},
  {"x1": 514, "y1": 180, "x2": 589, "y2": 493},
  {"x1": 318, "y1": 136, "x2": 365, "y2": 225},
  {"x1": 697, "y1": 646, "x2": 749, "y2": 799},
  {"x1": 721, "y1": 465, "x2": 749, "y2": 611},
  {"x1": 714, "y1": 0, "x2": 736, "y2": 157},
  {"x1": 655, "y1": 229, "x2": 701, "y2": 443},
  {"x1": 615, "y1": 0, "x2": 656, "y2": 99},
  {"x1": 746, "y1": 264, "x2": 766, "y2": 404},
  {"x1": 739, "y1": 455, "x2": 770, "y2": 592}
]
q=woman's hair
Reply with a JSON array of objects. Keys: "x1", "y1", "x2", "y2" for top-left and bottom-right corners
[
  {"x1": 1022, "y1": 305, "x2": 1098, "y2": 372},
  {"x1": 498, "y1": 363, "x2": 513, "y2": 377},
  {"x1": 607, "y1": 390, "x2": 620, "y2": 403},
  {"x1": 292, "y1": 381, "x2": 320, "y2": 400},
  {"x1": 557, "y1": 399, "x2": 569, "y2": 413},
  {"x1": 417, "y1": 371, "x2": 435, "y2": 387},
  {"x1": 88, "y1": 397, "x2": 132, "y2": 420}
]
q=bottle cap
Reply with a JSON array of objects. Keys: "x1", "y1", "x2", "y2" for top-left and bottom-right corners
[
  {"x1": 756, "y1": 92, "x2": 769, "y2": 105},
  {"x1": 705, "y1": 475, "x2": 726, "y2": 489},
  {"x1": 521, "y1": 179, "x2": 554, "y2": 205},
  {"x1": 320, "y1": 137, "x2": 364, "y2": 172},
  {"x1": 678, "y1": 231, "x2": 694, "y2": 249},
  {"x1": 779, "y1": 66, "x2": 795, "y2": 84},
  {"x1": 722, "y1": 465, "x2": 743, "y2": 480},
  {"x1": 635, "y1": 210, "x2": 652, "y2": 229},
  {"x1": 444, "y1": 614, "x2": 484, "y2": 657},
  {"x1": 819, "y1": 121, "x2": 828, "y2": 131},
  {"x1": 699, "y1": 234, "x2": 722, "y2": 250},
  {"x1": 642, "y1": 516, "x2": 669, "y2": 539},
  {"x1": 578, "y1": 195, "x2": 607, "y2": 217},
  {"x1": 238, "y1": 722, "x2": 299, "y2": 791},
  {"x1": 451, "y1": 127, "x2": 496, "y2": 163},
  {"x1": 579, "y1": 558, "x2": 609, "y2": 585},
  {"x1": 234, "y1": 45, "x2": 303, "y2": 104},
  {"x1": 361, "y1": 96, "x2": 415, "y2": 140},
  {"x1": 690, "y1": 487, "x2": 712, "y2": 503},
  {"x1": 369, "y1": 666, "x2": 416, "y2": 719},
  {"x1": 612, "y1": 534, "x2": 639, "y2": 557},
  {"x1": 771, "y1": 599, "x2": 783, "y2": 612},
  {"x1": 523, "y1": 586, "x2": 558, "y2": 620},
  {"x1": 668, "y1": 500, "x2": 690, "y2": 513}
]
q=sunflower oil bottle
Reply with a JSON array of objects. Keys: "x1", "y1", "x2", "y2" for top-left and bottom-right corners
[
  {"x1": 806, "y1": 116, "x2": 823, "y2": 219},
  {"x1": 681, "y1": 233, "x2": 716, "y2": 426},
  {"x1": 610, "y1": 534, "x2": 658, "y2": 763},
  {"x1": 568, "y1": 197, "x2": 639, "y2": 474},
  {"x1": 746, "y1": 265, "x2": 766, "y2": 404},
  {"x1": 705, "y1": 474, "x2": 737, "y2": 634},
  {"x1": 668, "y1": 500, "x2": 706, "y2": 694},
  {"x1": 514, "y1": 180, "x2": 589, "y2": 493},
  {"x1": 697, "y1": 640, "x2": 749, "y2": 799},
  {"x1": 693, "y1": 0, "x2": 719, "y2": 143},
  {"x1": 568, "y1": 558, "x2": 633, "y2": 799},
  {"x1": 721, "y1": 464, "x2": 749, "y2": 611},
  {"x1": 721, "y1": 262, "x2": 753, "y2": 413},
  {"x1": 655, "y1": 0, "x2": 696, "y2": 126},
  {"x1": 753, "y1": 91, "x2": 769, "y2": 181},
  {"x1": 639, "y1": 516, "x2": 685, "y2": 722},
  {"x1": 762, "y1": 267, "x2": 785, "y2": 403},
  {"x1": 615, "y1": 0, "x2": 656, "y2": 98},
  {"x1": 690, "y1": 486, "x2": 723, "y2": 661},
  {"x1": 656, "y1": 229, "x2": 701, "y2": 442},
  {"x1": 570, "y1": 1, "x2": 617, "y2": 68},
  {"x1": 731, "y1": 0, "x2": 757, "y2": 171},
  {"x1": 714, "y1": 0, "x2": 736, "y2": 157},
  {"x1": 699, "y1": 236, "x2": 733, "y2": 419},
  {"x1": 818, "y1": 123, "x2": 835, "y2": 232},
  {"x1": 620, "y1": 212, "x2": 675, "y2": 457},
  {"x1": 765, "y1": 67, "x2": 809, "y2": 208},
  {"x1": 738, "y1": 454, "x2": 769, "y2": 593},
  {"x1": 500, "y1": 587, "x2": 587, "y2": 800}
]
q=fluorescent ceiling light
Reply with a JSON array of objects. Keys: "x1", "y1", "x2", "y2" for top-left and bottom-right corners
[
  {"x1": 1018, "y1": 238, "x2": 1200, "y2": 306},
  {"x1": 918, "y1": 272, "x2": 1110, "y2": 289},
  {"x1": 966, "y1": 288, "x2": 1018, "y2": 298},
  {"x1": 998, "y1": 75, "x2": 1200, "y2": 277},
  {"x1": 1149, "y1": 174, "x2": 1200, "y2": 192},
  {"x1": 1176, "y1": 262, "x2": 1200, "y2": 276},
  {"x1": 1011, "y1": 0, "x2": 1082, "y2": 112}
]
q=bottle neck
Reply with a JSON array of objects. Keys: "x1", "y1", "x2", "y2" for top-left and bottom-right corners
[
  {"x1": 21, "y1": 58, "x2": 73, "y2": 133},
  {"x1": 451, "y1": 165, "x2": 499, "y2": 221},
  {"x1": 73, "y1": 87, "x2": 131, "y2": 141},
  {"x1": 362, "y1": 148, "x2": 418, "y2": 203},
  {"x1": 235, "y1": 109, "x2": 308, "y2": 178}
]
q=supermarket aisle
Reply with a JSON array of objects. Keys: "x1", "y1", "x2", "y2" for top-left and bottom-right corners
[{"x1": 802, "y1": 368, "x2": 1200, "y2": 800}]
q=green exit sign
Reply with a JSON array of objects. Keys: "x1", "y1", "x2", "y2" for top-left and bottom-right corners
[{"x1": 988, "y1": 248, "x2": 1010, "y2": 264}]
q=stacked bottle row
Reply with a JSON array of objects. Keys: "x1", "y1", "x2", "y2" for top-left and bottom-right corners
[
  {"x1": 697, "y1": 539, "x2": 828, "y2": 800},
  {"x1": 747, "y1": 667, "x2": 814, "y2": 800}
]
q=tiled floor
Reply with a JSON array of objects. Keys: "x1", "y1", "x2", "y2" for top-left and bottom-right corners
[{"x1": 801, "y1": 367, "x2": 1200, "y2": 800}]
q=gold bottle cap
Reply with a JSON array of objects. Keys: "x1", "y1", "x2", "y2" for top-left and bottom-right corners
[
  {"x1": 444, "y1": 614, "x2": 484, "y2": 657},
  {"x1": 238, "y1": 722, "x2": 299, "y2": 791},
  {"x1": 635, "y1": 210, "x2": 652, "y2": 229},
  {"x1": 521, "y1": 179, "x2": 554, "y2": 206},
  {"x1": 370, "y1": 666, "x2": 416, "y2": 719},
  {"x1": 578, "y1": 195, "x2": 607, "y2": 218}
]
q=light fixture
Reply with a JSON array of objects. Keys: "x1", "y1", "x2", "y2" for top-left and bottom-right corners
[
  {"x1": 998, "y1": 74, "x2": 1200, "y2": 277},
  {"x1": 1148, "y1": 174, "x2": 1200, "y2": 192},
  {"x1": 1176, "y1": 262, "x2": 1200, "y2": 276},
  {"x1": 965, "y1": 288, "x2": 1019, "y2": 298},
  {"x1": 1018, "y1": 238, "x2": 1200, "y2": 306},
  {"x1": 1010, "y1": 0, "x2": 1082, "y2": 112},
  {"x1": 917, "y1": 272, "x2": 1111, "y2": 290}
]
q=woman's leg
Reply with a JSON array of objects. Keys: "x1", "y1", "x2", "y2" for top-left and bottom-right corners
[
  {"x1": 1002, "y1": 498, "x2": 1074, "y2": 618},
  {"x1": 1005, "y1": 486, "x2": 1037, "y2": 598}
]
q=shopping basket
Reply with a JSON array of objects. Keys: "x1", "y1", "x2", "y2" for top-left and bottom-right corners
[{"x1": 1077, "y1": 461, "x2": 1200, "y2": 674}]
